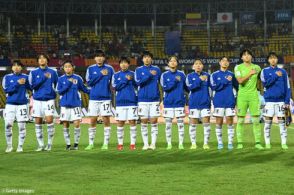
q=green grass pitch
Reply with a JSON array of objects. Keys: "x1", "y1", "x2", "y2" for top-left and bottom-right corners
[{"x1": 0, "y1": 119, "x2": 294, "y2": 194}]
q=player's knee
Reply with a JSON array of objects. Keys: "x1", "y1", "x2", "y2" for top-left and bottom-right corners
[
  {"x1": 264, "y1": 118, "x2": 272, "y2": 124},
  {"x1": 18, "y1": 122, "x2": 26, "y2": 131},
  {"x1": 189, "y1": 118, "x2": 197, "y2": 125},
  {"x1": 202, "y1": 117, "x2": 210, "y2": 123},
  {"x1": 5, "y1": 122, "x2": 13, "y2": 129},
  {"x1": 251, "y1": 117, "x2": 259, "y2": 124},
  {"x1": 104, "y1": 122, "x2": 110, "y2": 127},
  {"x1": 34, "y1": 117, "x2": 42, "y2": 124},
  {"x1": 165, "y1": 118, "x2": 172, "y2": 124},
  {"x1": 225, "y1": 116, "x2": 234, "y2": 125},
  {"x1": 117, "y1": 121, "x2": 125, "y2": 126},
  {"x1": 6, "y1": 124, "x2": 12, "y2": 129},
  {"x1": 150, "y1": 118, "x2": 158, "y2": 124},
  {"x1": 46, "y1": 118, "x2": 53, "y2": 124},
  {"x1": 216, "y1": 124, "x2": 222, "y2": 129},
  {"x1": 177, "y1": 118, "x2": 184, "y2": 124},
  {"x1": 278, "y1": 118, "x2": 285, "y2": 123},
  {"x1": 237, "y1": 117, "x2": 245, "y2": 124},
  {"x1": 128, "y1": 120, "x2": 136, "y2": 126},
  {"x1": 265, "y1": 116, "x2": 273, "y2": 120},
  {"x1": 74, "y1": 124, "x2": 80, "y2": 129}
]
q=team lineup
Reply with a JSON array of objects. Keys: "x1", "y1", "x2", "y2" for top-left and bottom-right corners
[{"x1": 2, "y1": 49, "x2": 291, "y2": 153}]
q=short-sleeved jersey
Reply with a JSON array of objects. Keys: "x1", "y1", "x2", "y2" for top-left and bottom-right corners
[{"x1": 234, "y1": 63, "x2": 261, "y2": 98}]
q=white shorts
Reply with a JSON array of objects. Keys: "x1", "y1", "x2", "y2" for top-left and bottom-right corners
[
  {"x1": 115, "y1": 106, "x2": 138, "y2": 121},
  {"x1": 213, "y1": 108, "x2": 236, "y2": 117},
  {"x1": 32, "y1": 99, "x2": 56, "y2": 118},
  {"x1": 88, "y1": 100, "x2": 113, "y2": 117},
  {"x1": 4, "y1": 104, "x2": 29, "y2": 122},
  {"x1": 263, "y1": 102, "x2": 285, "y2": 117},
  {"x1": 189, "y1": 108, "x2": 211, "y2": 119},
  {"x1": 60, "y1": 107, "x2": 82, "y2": 122},
  {"x1": 163, "y1": 107, "x2": 185, "y2": 118},
  {"x1": 138, "y1": 102, "x2": 160, "y2": 119}
]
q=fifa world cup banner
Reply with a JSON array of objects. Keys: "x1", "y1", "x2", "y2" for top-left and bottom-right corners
[
  {"x1": 152, "y1": 57, "x2": 267, "y2": 66},
  {"x1": 275, "y1": 10, "x2": 292, "y2": 22}
]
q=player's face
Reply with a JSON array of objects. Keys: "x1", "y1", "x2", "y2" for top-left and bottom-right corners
[
  {"x1": 143, "y1": 56, "x2": 152, "y2": 66},
  {"x1": 193, "y1": 60, "x2": 203, "y2": 72},
  {"x1": 63, "y1": 63, "x2": 74, "y2": 75},
  {"x1": 268, "y1": 56, "x2": 278, "y2": 66},
  {"x1": 38, "y1": 55, "x2": 48, "y2": 66},
  {"x1": 120, "y1": 61, "x2": 129, "y2": 71},
  {"x1": 94, "y1": 56, "x2": 105, "y2": 66},
  {"x1": 12, "y1": 64, "x2": 22, "y2": 74},
  {"x1": 168, "y1": 57, "x2": 178, "y2": 69},
  {"x1": 241, "y1": 52, "x2": 252, "y2": 63},
  {"x1": 219, "y1": 57, "x2": 229, "y2": 69}
]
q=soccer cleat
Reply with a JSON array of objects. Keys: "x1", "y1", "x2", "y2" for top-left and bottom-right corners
[
  {"x1": 149, "y1": 144, "x2": 156, "y2": 150},
  {"x1": 85, "y1": 144, "x2": 94, "y2": 150},
  {"x1": 101, "y1": 144, "x2": 108, "y2": 150},
  {"x1": 16, "y1": 146, "x2": 23, "y2": 153},
  {"x1": 129, "y1": 144, "x2": 136, "y2": 151},
  {"x1": 178, "y1": 144, "x2": 184, "y2": 150},
  {"x1": 117, "y1": 144, "x2": 123, "y2": 151},
  {"x1": 217, "y1": 144, "x2": 224, "y2": 150},
  {"x1": 142, "y1": 145, "x2": 149, "y2": 150},
  {"x1": 203, "y1": 144, "x2": 210, "y2": 150},
  {"x1": 66, "y1": 145, "x2": 71, "y2": 151},
  {"x1": 73, "y1": 143, "x2": 79, "y2": 150},
  {"x1": 166, "y1": 144, "x2": 172, "y2": 150},
  {"x1": 5, "y1": 146, "x2": 13, "y2": 153},
  {"x1": 44, "y1": 144, "x2": 52, "y2": 151},
  {"x1": 281, "y1": 144, "x2": 288, "y2": 150},
  {"x1": 237, "y1": 143, "x2": 243, "y2": 149},
  {"x1": 265, "y1": 144, "x2": 271, "y2": 149},
  {"x1": 190, "y1": 144, "x2": 197, "y2": 150},
  {"x1": 228, "y1": 144, "x2": 234, "y2": 150},
  {"x1": 35, "y1": 146, "x2": 44, "y2": 152},
  {"x1": 255, "y1": 144, "x2": 264, "y2": 150}
]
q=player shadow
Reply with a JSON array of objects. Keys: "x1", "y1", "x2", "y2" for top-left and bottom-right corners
[{"x1": 40, "y1": 142, "x2": 289, "y2": 169}]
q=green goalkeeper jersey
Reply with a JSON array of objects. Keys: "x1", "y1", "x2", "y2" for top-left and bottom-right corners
[{"x1": 234, "y1": 63, "x2": 261, "y2": 99}]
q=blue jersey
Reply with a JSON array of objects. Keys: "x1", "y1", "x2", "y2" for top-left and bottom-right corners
[
  {"x1": 2, "y1": 73, "x2": 31, "y2": 105},
  {"x1": 57, "y1": 74, "x2": 90, "y2": 108},
  {"x1": 186, "y1": 71, "x2": 211, "y2": 109},
  {"x1": 210, "y1": 70, "x2": 238, "y2": 108},
  {"x1": 112, "y1": 70, "x2": 137, "y2": 107},
  {"x1": 160, "y1": 70, "x2": 187, "y2": 108},
  {"x1": 134, "y1": 65, "x2": 161, "y2": 102},
  {"x1": 28, "y1": 67, "x2": 58, "y2": 101},
  {"x1": 86, "y1": 63, "x2": 114, "y2": 101},
  {"x1": 260, "y1": 66, "x2": 291, "y2": 104}
]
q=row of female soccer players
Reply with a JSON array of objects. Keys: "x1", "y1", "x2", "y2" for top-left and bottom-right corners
[{"x1": 2, "y1": 49, "x2": 290, "y2": 152}]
